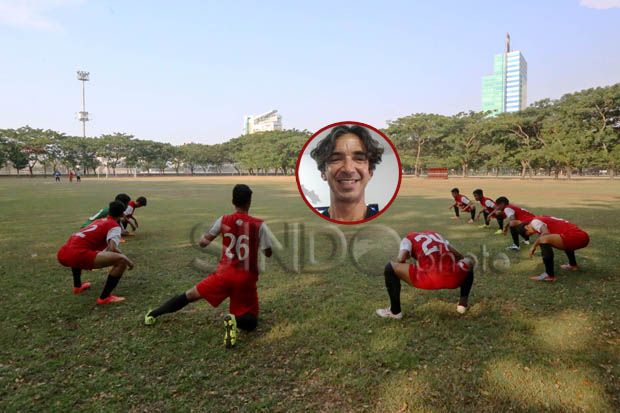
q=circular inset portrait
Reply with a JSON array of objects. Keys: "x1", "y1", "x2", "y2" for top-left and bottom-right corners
[{"x1": 296, "y1": 121, "x2": 402, "y2": 224}]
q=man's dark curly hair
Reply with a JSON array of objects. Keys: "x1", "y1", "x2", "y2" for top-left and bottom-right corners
[{"x1": 309, "y1": 125, "x2": 384, "y2": 173}]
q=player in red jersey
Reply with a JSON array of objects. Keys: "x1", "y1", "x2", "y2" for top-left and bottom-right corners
[
  {"x1": 376, "y1": 230, "x2": 475, "y2": 319},
  {"x1": 121, "y1": 196, "x2": 147, "y2": 234},
  {"x1": 473, "y1": 189, "x2": 504, "y2": 234},
  {"x1": 493, "y1": 196, "x2": 535, "y2": 251},
  {"x1": 144, "y1": 185, "x2": 272, "y2": 348},
  {"x1": 525, "y1": 216, "x2": 590, "y2": 282},
  {"x1": 57, "y1": 200, "x2": 134, "y2": 304},
  {"x1": 449, "y1": 188, "x2": 476, "y2": 223}
]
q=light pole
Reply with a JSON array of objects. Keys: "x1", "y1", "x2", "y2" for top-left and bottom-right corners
[{"x1": 77, "y1": 70, "x2": 90, "y2": 138}]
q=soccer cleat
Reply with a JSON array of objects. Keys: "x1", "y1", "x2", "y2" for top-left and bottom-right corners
[
  {"x1": 144, "y1": 310, "x2": 156, "y2": 326},
  {"x1": 375, "y1": 308, "x2": 403, "y2": 319},
  {"x1": 223, "y1": 314, "x2": 238, "y2": 348},
  {"x1": 467, "y1": 219, "x2": 474, "y2": 224},
  {"x1": 120, "y1": 238, "x2": 127, "y2": 244},
  {"x1": 450, "y1": 216, "x2": 460, "y2": 220},
  {"x1": 494, "y1": 229, "x2": 503, "y2": 235},
  {"x1": 522, "y1": 240, "x2": 530, "y2": 245},
  {"x1": 478, "y1": 224, "x2": 490, "y2": 228},
  {"x1": 72, "y1": 281, "x2": 92, "y2": 295},
  {"x1": 456, "y1": 304, "x2": 468, "y2": 314},
  {"x1": 560, "y1": 264, "x2": 579, "y2": 271},
  {"x1": 96, "y1": 295, "x2": 126, "y2": 305},
  {"x1": 530, "y1": 273, "x2": 556, "y2": 282},
  {"x1": 506, "y1": 244, "x2": 520, "y2": 251}
]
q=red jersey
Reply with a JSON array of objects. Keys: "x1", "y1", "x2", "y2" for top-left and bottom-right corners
[
  {"x1": 124, "y1": 200, "x2": 137, "y2": 217},
  {"x1": 503, "y1": 204, "x2": 535, "y2": 223},
  {"x1": 402, "y1": 231, "x2": 459, "y2": 273},
  {"x1": 479, "y1": 196, "x2": 496, "y2": 213},
  {"x1": 453, "y1": 194, "x2": 472, "y2": 209},
  {"x1": 62, "y1": 217, "x2": 121, "y2": 251},
  {"x1": 206, "y1": 212, "x2": 271, "y2": 276},
  {"x1": 529, "y1": 216, "x2": 582, "y2": 235}
]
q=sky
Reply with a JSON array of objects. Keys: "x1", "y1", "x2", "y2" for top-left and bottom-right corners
[{"x1": 0, "y1": 0, "x2": 619, "y2": 145}]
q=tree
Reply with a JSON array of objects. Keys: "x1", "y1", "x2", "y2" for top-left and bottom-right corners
[
  {"x1": 444, "y1": 111, "x2": 489, "y2": 177},
  {"x1": 99, "y1": 133, "x2": 133, "y2": 176}
]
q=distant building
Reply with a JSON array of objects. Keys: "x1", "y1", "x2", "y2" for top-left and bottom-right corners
[
  {"x1": 243, "y1": 110, "x2": 282, "y2": 134},
  {"x1": 482, "y1": 33, "x2": 527, "y2": 115}
]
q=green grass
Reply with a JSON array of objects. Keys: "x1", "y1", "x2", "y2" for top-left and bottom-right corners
[{"x1": 1, "y1": 176, "x2": 619, "y2": 412}]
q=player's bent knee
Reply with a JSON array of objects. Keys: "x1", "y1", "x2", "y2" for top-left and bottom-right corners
[
  {"x1": 185, "y1": 286, "x2": 202, "y2": 302},
  {"x1": 236, "y1": 313, "x2": 257, "y2": 331}
]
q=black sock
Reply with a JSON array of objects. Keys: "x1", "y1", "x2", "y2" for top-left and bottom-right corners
[
  {"x1": 384, "y1": 263, "x2": 401, "y2": 314},
  {"x1": 100, "y1": 275, "x2": 121, "y2": 299},
  {"x1": 510, "y1": 226, "x2": 520, "y2": 245},
  {"x1": 540, "y1": 244, "x2": 555, "y2": 276},
  {"x1": 454, "y1": 206, "x2": 460, "y2": 217},
  {"x1": 497, "y1": 217, "x2": 504, "y2": 230},
  {"x1": 72, "y1": 268, "x2": 82, "y2": 288},
  {"x1": 236, "y1": 313, "x2": 258, "y2": 331},
  {"x1": 470, "y1": 208, "x2": 476, "y2": 220},
  {"x1": 150, "y1": 293, "x2": 190, "y2": 318},
  {"x1": 459, "y1": 270, "x2": 474, "y2": 304},
  {"x1": 565, "y1": 250, "x2": 577, "y2": 266}
]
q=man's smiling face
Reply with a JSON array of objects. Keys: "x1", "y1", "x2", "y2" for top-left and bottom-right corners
[{"x1": 322, "y1": 133, "x2": 372, "y2": 204}]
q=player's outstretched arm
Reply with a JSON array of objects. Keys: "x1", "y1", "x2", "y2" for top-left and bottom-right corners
[{"x1": 199, "y1": 233, "x2": 217, "y2": 248}]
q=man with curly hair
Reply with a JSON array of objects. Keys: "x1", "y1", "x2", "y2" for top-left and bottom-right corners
[{"x1": 310, "y1": 125, "x2": 384, "y2": 222}]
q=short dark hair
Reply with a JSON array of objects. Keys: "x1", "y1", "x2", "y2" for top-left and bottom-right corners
[
  {"x1": 115, "y1": 193, "x2": 131, "y2": 208},
  {"x1": 451, "y1": 188, "x2": 460, "y2": 194},
  {"x1": 232, "y1": 184, "x2": 252, "y2": 208},
  {"x1": 137, "y1": 196, "x2": 147, "y2": 206},
  {"x1": 495, "y1": 196, "x2": 509, "y2": 205},
  {"x1": 109, "y1": 200, "x2": 126, "y2": 218},
  {"x1": 310, "y1": 125, "x2": 384, "y2": 172},
  {"x1": 473, "y1": 189, "x2": 483, "y2": 197}
]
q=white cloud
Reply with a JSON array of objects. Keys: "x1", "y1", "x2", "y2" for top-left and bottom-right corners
[
  {"x1": 580, "y1": 0, "x2": 620, "y2": 9},
  {"x1": 0, "y1": 0, "x2": 84, "y2": 31}
]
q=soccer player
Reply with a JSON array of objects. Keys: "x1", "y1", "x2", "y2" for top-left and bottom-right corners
[
  {"x1": 375, "y1": 230, "x2": 475, "y2": 319},
  {"x1": 144, "y1": 185, "x2": 272, "y2": 349},
  {"x1": 493, "y1": 196, "x2": 535, "y2": 251},
  {"x1": 81, "y1": 193, "x2": 131, "y2": 229},
  {"x1": 121, "y1": 196, "x2": 147, "y2": 233},
  {"x1": 473, "y1": 189, "x2": 504, "y2": 234},
  {"x1": 57, "y1": 200, "x2": 134, "y2": 304},
  {"x1": 525, "y1": 216, "x2": 590, "y2": 282},
  {"x1": 449, "y1": 188, "x2": 476, "y2": 223}
]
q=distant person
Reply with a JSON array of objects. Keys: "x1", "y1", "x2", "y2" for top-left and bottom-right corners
[
  {"x1": 473, "y1": 189, "x2": 503, "y2": 234},
  {"x1": 376, "y1": 230, "x2": 475, "y2": 319},
  {"x1": 309, "y1": 125, "x2": 383, "y2": 222},
  {"x1": 57, "y1": 200, "x2": 134, "y2": 304},
  {"x1": 54, "y1": 170, "x2": 61, "y2": 182},
  {"x1": 76, "y1": 169, "x2": 82, "y2": 182},
  {"x1": 144, "y1": 185, "x2": 272, "y2": 349},
  {"x1": 525, "y1": 216, "x2": 590, "y2": 282},
  {"x1": 493, "y1": 196, "x2": 535, "y2": 251},
  {"x1": 69, "y1": 171, "x2": 74, "y2": 182},
  {"x1": 449, "y1": 188, "x2": 476, "y2": 223}
]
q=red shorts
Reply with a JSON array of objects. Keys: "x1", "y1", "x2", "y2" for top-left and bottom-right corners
[
  {"x1": 57, "y1": 245, "x2": 98, "y2": 270},
  {"x1": 560, "y1": 229, "x2": 590, "y2": 251},
  {"x1": 409, "y1": 261, "x2": 470, "y2": 290},
  {"x1": 195, "y1": 266, "x2": 259, "y2": 317}
]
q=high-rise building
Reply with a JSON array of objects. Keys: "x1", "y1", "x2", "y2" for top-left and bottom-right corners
[
  {"x1": 482, "y1": 33, "x2": 527, "y2": 115},
  {"x1": 243, "y1": 110, "x2": 283, "y2": 134}
]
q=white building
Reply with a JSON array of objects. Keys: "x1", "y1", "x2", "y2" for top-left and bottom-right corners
[{"x1": 243, "y1": 110, "x2": 282, "y2": 135}]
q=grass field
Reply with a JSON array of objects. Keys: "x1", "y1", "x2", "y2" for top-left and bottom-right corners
[{"x1": 1, "y1": 176, "x2": 619, "y2": 412}]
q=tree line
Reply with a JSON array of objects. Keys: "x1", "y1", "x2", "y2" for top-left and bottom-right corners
[{"x1": 1, "y1": 83, "x2": 618, "y2": 178}]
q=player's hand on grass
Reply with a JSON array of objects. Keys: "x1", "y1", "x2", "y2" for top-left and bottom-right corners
[
  {"x1": 124, "y1": 256, "x2": 134, "y2": 270},
  {"x1": 528, "y1": 245, "x2": 537, "y2": 258}
]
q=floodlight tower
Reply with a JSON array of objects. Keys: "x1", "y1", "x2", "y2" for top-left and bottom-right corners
[{"x1": 77, "y1": 70, "x2": 90, "y2": 138}]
